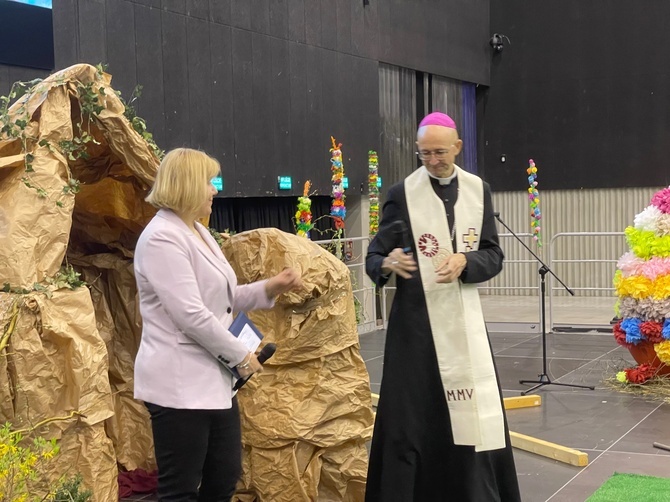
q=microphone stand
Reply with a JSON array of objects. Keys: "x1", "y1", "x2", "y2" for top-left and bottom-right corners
[{"x1": 494, "y1": 213, "x2": 595, "y2": 395}]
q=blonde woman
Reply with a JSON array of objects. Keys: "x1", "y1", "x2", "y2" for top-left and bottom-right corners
[{"x1": 134, "y1": 148, "x2": 301, "y2": 501}]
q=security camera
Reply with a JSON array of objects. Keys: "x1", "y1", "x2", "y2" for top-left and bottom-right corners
[{"x1": 489, "y1": 33, "x2": 509, "y2": 53}]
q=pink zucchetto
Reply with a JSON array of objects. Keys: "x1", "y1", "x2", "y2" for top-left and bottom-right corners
[{"x1": 418, "y1": 112, "x2": 457, "y2": 130}]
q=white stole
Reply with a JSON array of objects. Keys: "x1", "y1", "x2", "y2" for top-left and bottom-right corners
[{"x1": 404, "y1": 165, "x2": 505, "y2": 452}]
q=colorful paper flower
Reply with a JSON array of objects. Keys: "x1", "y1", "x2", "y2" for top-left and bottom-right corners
[
  {"x1": 368, "y1": 150, "x2": 379, "y2": 237},
  {"x1": 625, "y1": 364, "x2": 656, "y2": 384},
  {"x1": 614, "y1": 187, "x2": 670, "y2": 382},
  {"x1": 655, "y1": 340, "x2": 670, "y2": 364},
  {"x1": 650, "y1": 187, "x2": 670, "y2": 214},
  {"x1": 330, "y1": 136, "x2": 346, "y2": 230},
  {"x1": 295, "y1": 181, "x2": 313, "y2": 238},
  {"x1": 526, "y1": 159, "x2": 542, "y2": 246}
]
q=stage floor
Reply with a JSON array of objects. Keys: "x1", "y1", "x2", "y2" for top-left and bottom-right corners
[
  {"x1": 122, "y1": 297, "x2": 669, "y2": 502},
  {"x1": 361, "y1": 326, "x2": 670, "y2": 502}
]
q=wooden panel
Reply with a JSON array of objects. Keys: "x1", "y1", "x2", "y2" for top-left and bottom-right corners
[
  {"x1": 377, "y1": 0, "x2": 487, "y2": 84},
  {"x1": 362, "y1": 0, "x2": 379, "y2": 61},
  {"x1": 319, "y1": 0, "x2": 337, "y2": 50},
  {"x1": 187, "y1": 17, "x2": 213, "y2": 153},
  {"x1": 350, "y1": 0, "x2": 365, "y2": 57},
  {"x1": 304, "y1": 0, "x2": 321, "y2": 46},
  {"x1": 210, "y1": 24, "x2": 235, "y2": 196},
  {"x1": 135, "y1": 0, "x2": 160, "y2": 7},
  {"x1": 335, "y1": 0, "x2": 351, "y2": 54},
  {"x1": 134, "y1": 4, "x2": 165, "y2": 147},
  {"x1": 250, "y1": 32, "x2": 274, "y2": 195},
  {"x1": 53, "y1": 0, "x2": 79, "y2": 69},
  {"x1": 231, "y1": 29, "x2": 255, "y2": 196},
  {"x1": 0, "y1": 65, "x2": 10, "y2": 96},
  {"x1": 186, "y1": 0, "x2": 209, "y2": 19},
  {"x1": 269, "y1": 0, "x2": 289, "y2": 39},
  {"x1": 287, "y1": 0, "x2": 305, "y2": 43},
  {"x1": 230, "y1": 0, "x2": 251, "y2": 29},
  {"x1": 162, "y1": 0, "x2": 186, "y2": 15},
  {"x1": 105, "y1": 0, "x2": 137, "y2": 100},
  {"x1": 162, "y1": 11, "x2": 190, "y2": 148},
  {"x1": 78, "y1": 0, "x2": 107, "y2": 64},
  {"x1": 209, "y1": 0, "x2": 231, "y2": 24},
  {"x1": 503, "y1": 395, "x2": 542, "y2": 410},
  {"x1": 509, "y1": 431, "x2": 589, "y2": 467},
  {"x1": 271, "y1": 39, "x2": 291, "y2": 192},
  {"x1": 303, "y1": 45, "x2": 325, "y2": 193},
  {"x1": 288, "y1": 42, "x2": 307, "y2": 188},
  {"x1": 250, "y1": 0, "x2": 270, "y2": 35}
]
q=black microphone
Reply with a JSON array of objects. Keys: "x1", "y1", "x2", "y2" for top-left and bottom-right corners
[
  {"x1": 394, "y1": 220, "x2": 413, "y2": 253},
  {"x1": 233, "y1": 343, "x2": 276, "y2": 390}
]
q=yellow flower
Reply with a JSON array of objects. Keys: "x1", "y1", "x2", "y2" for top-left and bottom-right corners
[
  {"x1": 654, "y1": 340, "x2": 670, "y2": 364},
  {"x1": 616, "y1": 371, "x2": 628, "y2": 383}
]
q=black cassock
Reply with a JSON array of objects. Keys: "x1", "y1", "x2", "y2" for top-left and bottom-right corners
[{"x1": 365, "y1": 176, "x2": 521, "y2": 502}]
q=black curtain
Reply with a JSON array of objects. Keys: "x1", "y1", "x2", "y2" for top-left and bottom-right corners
[{"x1": 210, "y1": 196, "x2": 334, "y2": 237}]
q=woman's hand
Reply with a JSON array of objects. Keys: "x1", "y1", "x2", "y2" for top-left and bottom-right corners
[
  {"x1": 236, "y1": 353, "x2": 263, "y2": 378},
  {"x1": 266, "y1": 268, "x2": 303, "y2": 299}
]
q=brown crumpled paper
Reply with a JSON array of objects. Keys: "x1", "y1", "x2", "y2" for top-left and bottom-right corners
[
  {"x1": 0, "y1": 63, "x2": 159, "y2": 499},
  {"x1": 1, "y1": 63, "x2": 372, "y2": 501},
  {"x1": 223, "y1": 229, "x2": 374, "y2": 502}
]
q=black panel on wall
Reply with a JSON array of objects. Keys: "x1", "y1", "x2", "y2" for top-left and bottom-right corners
[
  {"x1": 483, "y1": 0, "x2": 670, "y2": 191},
  {"x1": 43, "y1": 0, "x2": 482, "y2": 197},
  {"x1": 378, "y1": 0, "x2": 489, "y2": 85},
  {"x1": 0, "y1": 1, "x2": 54, "y2": 70}
]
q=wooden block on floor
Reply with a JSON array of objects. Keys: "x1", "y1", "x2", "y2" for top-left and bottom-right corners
[
  {"x1": 504, "y1": 394, "x2": 542, "y2": 410},
  {"x1": 510, "y1": 431, "x2": 588, "y2": 467}
]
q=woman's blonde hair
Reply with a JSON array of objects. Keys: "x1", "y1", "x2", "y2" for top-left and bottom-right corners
[{"x1": 146, "y1": 148, "x2": 220, "y2": 214}]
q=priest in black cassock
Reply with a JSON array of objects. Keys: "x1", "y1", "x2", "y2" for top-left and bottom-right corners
[{"x1": 365, "y1": 112, "x2": 521, "y2": 501}]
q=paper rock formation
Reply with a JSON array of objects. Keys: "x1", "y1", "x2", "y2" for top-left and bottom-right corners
[
  {"x1": 0, "y1": 64, "x2": 159, "y2": 499},
  {"x1": 222, "y1": 229, "x2": 374, "y2": 502}
]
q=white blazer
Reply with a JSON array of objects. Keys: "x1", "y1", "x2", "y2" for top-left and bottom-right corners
[{"x1": 133, "y1": 209, "x2": 274, "y2": 409}]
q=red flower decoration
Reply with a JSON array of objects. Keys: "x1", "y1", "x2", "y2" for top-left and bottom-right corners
[
  {"x1": 333, "y1": 217, "x2": 345, "y2": 230},
  {"x1": 625, "y1": 363, "x2": 656, "y2": 384},
  {"x1": 613, "y1": 320, "x2": 632, "y2": 348},
  {"x1": 640, "y1": 321, "x2": 664, "y2": 343}
]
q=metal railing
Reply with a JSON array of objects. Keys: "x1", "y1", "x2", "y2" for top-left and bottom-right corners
[
  {"x1": 547, "y1": 231, "x2": 623, "y2": 331},
  {"x1": 376, "y1": 231, "x2": 625, "y2": 333},
  {"x1": 381, "y1": 232, "x2": 542, "y2": 330}
]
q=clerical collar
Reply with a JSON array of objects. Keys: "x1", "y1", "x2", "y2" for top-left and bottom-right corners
[{"x1": 427, "y1": 169, "x2": 457, "y2": 185}]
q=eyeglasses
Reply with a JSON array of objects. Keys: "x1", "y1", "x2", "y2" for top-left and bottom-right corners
[{"x1": 415, "y1": 148, "x2": 452, "y2": 161}]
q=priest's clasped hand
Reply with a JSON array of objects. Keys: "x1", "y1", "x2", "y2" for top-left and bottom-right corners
[
  {"x1": 382, "y1": 248, "x2": 418, "y2": 279},
  {"x1": 435, "y1": 253, "x2": 467, "y2": 283}
]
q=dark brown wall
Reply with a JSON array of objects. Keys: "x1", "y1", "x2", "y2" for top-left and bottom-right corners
[
  {"x1": 482, "y1": 0, "x2": 670, "y2": 191},
  {"x1": 3, "y1": 1, "x2": 491, "y2": 197}
]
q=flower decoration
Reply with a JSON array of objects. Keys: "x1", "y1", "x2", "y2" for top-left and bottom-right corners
[
  {"x1": 330, "y1": 136, "x2": 346, "y2": 230},
  {"x1": 368, "y1": 150, "x2": 379, "y2": 236},
  {"x1": 526, "y1": 159, "x2": 542, "y2": 246},
  {"x1": 613, "y1": 186, "x2": 670, "y2": 380},
  {"x1": 295, "y1": 180, "x2": 313, "y2": 239}
]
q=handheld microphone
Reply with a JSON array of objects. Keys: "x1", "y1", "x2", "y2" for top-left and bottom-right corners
[
  {"x1": 233, "y1": 343, "x2": 276, "y2": 391},
  {"x1": 394, "y1": 220, "x2": 413, "y2": 253}
]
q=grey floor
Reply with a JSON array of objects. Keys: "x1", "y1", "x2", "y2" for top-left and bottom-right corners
[
  {"x1": 123, "y1": 297, "x2": 670, "y2": 502},
  {"x1": 362, "y1": 327, "x2": 670, "y2": 502}
]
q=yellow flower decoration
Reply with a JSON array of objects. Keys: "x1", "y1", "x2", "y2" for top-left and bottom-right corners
[
  {"x1": 654, "y1": 340, "x2": 670, "y2": 364},
  {"x1": 616, "y1": 371, "x2": 628, "y2": 383}
]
